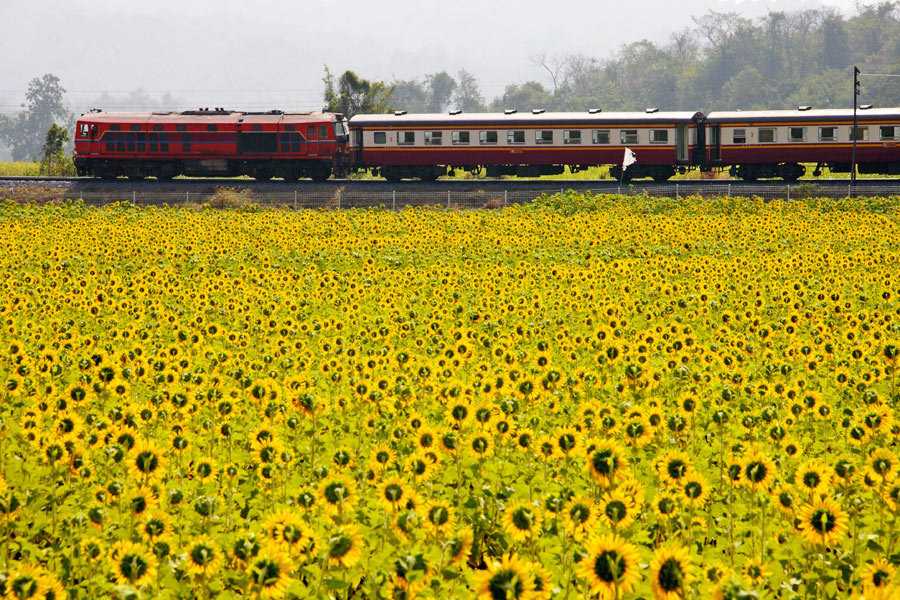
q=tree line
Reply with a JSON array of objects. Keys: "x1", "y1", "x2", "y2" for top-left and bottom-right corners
[{"x1": 325, "y1": 4, "x2": 900, "y2": 117}]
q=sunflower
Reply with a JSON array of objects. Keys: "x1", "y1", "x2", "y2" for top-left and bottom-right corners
[
  {"x1": 798, "y1": 498, "x2": 847, "y2": 547},
  {"x1": 598, "y1": 491, "x2": 636, "y2": 530},
  {"x1": 139, "y1": 511, "x2": 172, "y2": 542},
  {"x1": 423, "y1": 500, "x2": 455, "y2": 536},
  {"x1": 771, "y1": 484, "x2": 797, "y2": 516},
  {"x1": 263, "y1": 509, "x2": 317, "y2": 556},
  {"x1": 369, "y1": 443, "x2": 396, "y2": 473},
  {"x1": 526, "y1": 560, "x2": 553, "y2": 600},
  {"x1": 503, "y1": 500, "x2": 542, "y2": 542},
  {"x1": 579, "y1": 533, "x2": 641, "y2": 598},
  {"x1": 109, "y1": 540, "x2": 158, "y2": 588},
  {"x1": 650, "y1": 545, "x2": 693, "y2": 600},
  {"x1": 318, "y1": 475, "x2": 355, "y2": 514},
  {"x1": 379, "y1": 476, "x2": 410, "y2": 512},
  {"x1": 741, "y1": 449, "x2": 776, "y2": 491},
  {"x1": 476, "y1": 554, "x2": 535, "y2": 600},
  {"x1": 554, "y1": 427, "x2": 579, "y2": 455},
  {"x1": 794, "y1": 460, "x2": 832, "y2": 500},
  {"x1": 193, "y1": 457, "x2": 217, "y2": 483},
  {"x1": 325, "y1": 524, "x2": 363, "y2": 568},
  {"x1": 586, "y1": 440, "x2": 626, "y2": 487},
  {"x1": 3, "y1": 564, "x2": 47, "y2": 600},
  {"x1": 247, "y1": 545, "x2": 293, "y2": 599},
  {"x1": 468, "y1": 433, "x2": 493, "y2": 460},
  {"x1": 445, "y1": 528, "x2": 473, "y2": 565},
  {"x1": 184, "y1": 535, "x2": 223, "y2": 577},
  {"x1": 742, "y1": 558, "x2": 767, "y2": 584},
  {"x1": 656, "y1": 450, "x2": 694, "y2": 488},
  {"x1": 127, "y1": 440, "x2": 167, "y2": 482},
  {"x1": 681, "y1": 474, "x2": 709, "y2": 507},
  {"x1": 514, "y1": 429, "x2": 535, "y2": 453},
  {"x1": 860, "y1": 558, "x2": 895, "y2": 597},
  {"x1": 565, "y1": 496, "x2": 597, "y2": 539},
  {"x1": 652, "y1": 492, "x2": 680, "y2": 521},
  {"x1": 866, "y1": 448, "x2": 897, "y2": 484}
]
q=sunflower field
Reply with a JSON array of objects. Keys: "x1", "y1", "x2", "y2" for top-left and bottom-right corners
[{"x1": 0, "y1": 194, "x2": 897, "y2": 600}]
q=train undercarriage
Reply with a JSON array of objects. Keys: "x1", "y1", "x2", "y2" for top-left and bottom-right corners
[
  {"x1": 371, "y1": 164, "x2": 682, "y2": 182},
  {"x1": 74, "y1": 158, "x2": 336, "y2": 181}
]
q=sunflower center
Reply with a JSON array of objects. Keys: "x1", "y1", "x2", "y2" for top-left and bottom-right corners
[
  {"x1": 593, "y1": 550, "x2": 626, "y2": 583},
  {"x1": 488, "y1": 569, "x2": 524, "y2": 600},
  {"x1": 810, "y1": 509, "x2": 837, "y2": 533},
  {"x1": 324, "y1": 482, "x2": 348, "y2": 503},
  {"x1": 329, "y1": 534, "x2": 353, "y2": 559},
  {"x1": 591, "y1": 450, "x2": 617, "y2": 475},
  {"x1": 685, "y1": 482, "x2": 703, "y2": 499},
  {"x1": 802, "y1": 472, "x2": 821, "y2": 488},
  {"x1": 558, "y1": 433, "x2": 576, "y2": 450},
  {"x1": 512, "y1": 507, "x2": 535, "y2": 530},
  {"x1": 658, "y1": 498, "x2": 675, "y2": 514},
  {"x1": 251, "y1": 558, "x2": 280, "y2": 587},
  {"x1": 570, "y1": 504, "x2": 590, "y2": 523},
  {"x1": 11, "y1": 575, "x2": 39, "y2": 598},
  {"x1": 605, "y1": 500, "x2": 627, "y2": 523},
  {"x1": 667, "y1": 460, "x2": 686, "y2": 479},
  {"x1": 384, "y1": 484, "x2": 403, "y2": 502},
  {"x1": 119, "y1": 553, "x2": 149, "y2": 582},
  {"x1": 190, "y1": 544, "x2": 215, "y2": 566},
  {"x1": 657, "y1": 558, "x2": 684, "y2": 591},
  {"x1": 429, "y1": 506, "x2": 449, "y2": 525},
  {"x1": 745, "y1": 461, "x2": 768, "y2": 483},
  {"x1": 873, "y1": 458, "x2": 891, "y2": 475},
  {"x1": 872, "y1": 569, "x2": 889, "y2": 586}
]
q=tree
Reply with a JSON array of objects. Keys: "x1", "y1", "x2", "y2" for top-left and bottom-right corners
[
  {"x1": 425, "y1": 72, "x2": 457, "y2": 113},
  {"x1": 389, "y1": 80, "x2": 428, "y2": 112},
  {"x1": 323, "y1": 67, "x2": 392, "y2": 118},
  {"x1": 40, "y1": 123, "x2": 74, "y2": 175},
  {"x1": 821, "y1": 14, "x2": 851, "y2": 70},
  {"x1": 0, "y1": 74, "x2": 69, "y2": 161},
  {"x1": 451, "y1": 70, "x2": 485, "y2": 112},
  {"x1": 490, "y1": 82, "x2": 553, "y2": 112}
]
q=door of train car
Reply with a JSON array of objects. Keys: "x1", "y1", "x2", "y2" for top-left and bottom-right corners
[
  {"x1": 676, "y1": 125, "x2": 689, "y2": 163},
  {"x1": 352, "y1": 127, "x2": 364, "y2": 166},
  {"x1": 306, "y1": 125, "x2": 319, "y2": 157},
  {"x1": 708, "y1": 125, "x2": 722, "y2": 163}
]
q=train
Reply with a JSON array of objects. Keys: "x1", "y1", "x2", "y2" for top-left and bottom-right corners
[{"x1": 73, "y1": 105, "x2": 900, "y2": 181}]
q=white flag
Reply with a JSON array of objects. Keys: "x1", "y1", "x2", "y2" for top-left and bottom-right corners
[{"x1": 622, "y1": 147, "x2": 637, "y2": 170}]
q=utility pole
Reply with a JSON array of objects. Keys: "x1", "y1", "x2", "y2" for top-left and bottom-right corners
[{"x1": 851, "y1": 65, "x2": 860, "y2": 191}]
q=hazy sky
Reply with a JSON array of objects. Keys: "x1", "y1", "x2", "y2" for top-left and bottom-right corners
[{"x1": 0, "y1": 0, "x2": 859, "y2": 113}]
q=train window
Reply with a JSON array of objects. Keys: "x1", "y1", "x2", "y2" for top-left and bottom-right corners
[
  {"x1": 153, "y1": 124, "x2": 163, "y2": 131},
  {"x1": 130, "y1": 124, "x2": 140, "y2": 132},
  {"x1": 110, "y1": 124, "x2": 120, "y2": 131},
  {"x1": 320, "y1": 126, "x2": 328, "y2": 138},
  {"x1": 176, "y1": 124, "x2": 186, "y2": 132},
  {"x1": 850, "y1": 126, "x2": 868, "y2": 141},
  {"x1": 650, "y1": 130, "x2": 668, "y2": 144},
  {"x1": 424, "y1": 131, "x2": 443, "y2": 145},
  {"x1": 452, "y1": 131, "x2": 470, "y2": 145},
  {"x1": 880, "y1": 126, "x2": 895, "y2": 140},
  {"x1": 373, "y1": 132, "x2": 387, "y2": 144},
  {"x1": 564, "y1": 130, "x2": 582, "y2": 144},
  {"x1": 208, "y1": 124, "x2": 217, "y2": 132},
  {"x1": 818, "y1": 127, "x2": 836, "y2": 141},
  {"x1": 254, "y1": 124, "x2": 264, "y2": 132},
  {"x1": 106, "y1": 142, "x2": 114, "y2": 152},
  {"x1": 592, "y1": 130, "x2": 610, "y2": 144},
  {"x1": 507, "y1": 130, "x2": 526, "y2": 144},
  {"x1": 79, "y1": 123, "x2": 90, "y2": 137},
  {"x1": 398, "y1": 131, "x2": 416, "y2": 145},
  {"x1": 789, "y1": 127, "x2": 805, "y2": 142},
  {"x1": 758, "y1": 128, "x2": 776, "y2": 143},
  {"x1": 620, "y1": 130, "x2": 638, "y2": 145},
  {"x1": 479, "y1": 131, "x2": 498, "y2": 144},
  {"x1": 732, "y1": 129, "x2": 747, "y2": 144},
  {"x1": 536, "y1": 130, "x2": 554, "y2": 144}
]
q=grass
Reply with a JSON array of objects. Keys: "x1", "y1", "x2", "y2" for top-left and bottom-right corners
[{"x1": 0, "y1": 161, "x2": 41, "y2": 176}]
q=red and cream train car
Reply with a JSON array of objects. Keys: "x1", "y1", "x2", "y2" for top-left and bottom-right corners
[
  {"x1": 74, "y1": 109, "x2": 350, "y2": 180},
  {"x1": 705, "y1": 107, "x2": 900, "y2": 180},
  {"x1": 349, "y1": 110, "x2": 703, "y2": 181}
]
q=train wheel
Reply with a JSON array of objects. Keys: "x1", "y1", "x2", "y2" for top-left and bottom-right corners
[{"x1": 652, "y1": 174, "x2": 671, "y2": 183}]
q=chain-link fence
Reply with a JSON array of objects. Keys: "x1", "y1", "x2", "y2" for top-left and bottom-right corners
[{"x1": 7, "y1": 182, "x2": 900, "y2": 208}]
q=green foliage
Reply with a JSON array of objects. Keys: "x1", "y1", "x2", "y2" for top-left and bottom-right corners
[
  {"x1": 39, "y1": 124, "x2": 75, "y2": 176},
  {"x1": 0, "y1": 74, "x2": 70, "y2": 161},
  {"x1": 323, "y1": 67, "x2": 392, "y2": 118}
]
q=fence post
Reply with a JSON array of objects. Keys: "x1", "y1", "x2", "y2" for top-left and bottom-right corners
[
  {"x1": 392, "y1": 190, "x2": 396, "y2": 210},
  {"x1": 186, "y1": 191, "x2": 189, "y2": 204},
  {"x1": 446, "y1": 190, "x2": 451, "y2": 209},
  {"x1": 132, "y1": 190, "x2": 136, "y2": 204},
  {"x1": 294, "y1": 190, "x2": 298, "y2": 210},
  {"x1": 727, "y1": 183, "x2": 731, "y2": 198},
  {"x1": 787, "y1": 184, "x2": 791, "y2": 201},
  {"x1": 676, "y1": 183, "x2": 680, "y2": 200},
  {"x1": 504, "y1": 190, "x2": 508, "y2": 206},
  {"x1": 337, "y1": 188, "x2": 342, "y2": 210},
  {"x1": 848, "y1": 183, "x2": 852, "y2": 198}
]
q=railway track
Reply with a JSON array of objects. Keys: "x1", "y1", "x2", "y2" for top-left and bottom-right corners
[{"x1": 2, "y1": 176, "x2": 899, "y2": 208}]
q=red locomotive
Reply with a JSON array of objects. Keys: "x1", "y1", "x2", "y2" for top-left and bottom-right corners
[{"x1": 73, "y1": 108, "x2": 350, "y2": 180}]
